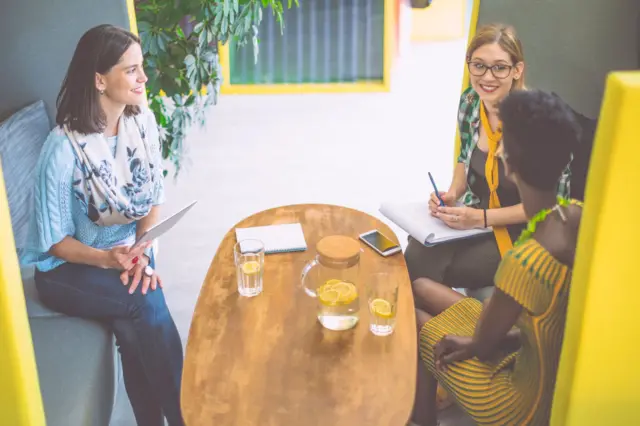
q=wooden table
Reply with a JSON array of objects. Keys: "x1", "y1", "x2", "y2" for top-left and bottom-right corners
[{"x1": 181, "y1": 204, "x2": 416, "y2": 426}]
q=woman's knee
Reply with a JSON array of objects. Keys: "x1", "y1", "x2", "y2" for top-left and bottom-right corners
[
  {"x1": 412, "y1": 278, "x2": 465, "y2": 317},
  {"x1": 129, "y1": 289, "x2": 173, "y2": 326},
  {"x1": 412, "y1": 277, "x2": 439, "y2": 302}
]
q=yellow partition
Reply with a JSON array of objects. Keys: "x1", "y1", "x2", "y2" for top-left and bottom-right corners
[
  {"x1": 0, "y1": 163, "x2": 45, "y2": 425},
  {"x1": 551, "y1": 71, "x2": 640, "y2": 425},
  {"x1": 410, "y1": 0, "x2": 466, "y2": 42},
  {"x1": 126, "y1": 0, "x2": 138, "y2": 35}
]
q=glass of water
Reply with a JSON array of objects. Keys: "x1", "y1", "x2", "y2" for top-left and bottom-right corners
[
  {"x1": 234, "y1": 239, "x2": 265, "y2": 297},
  {"x1": 366, "y1": 272, "x2": 398, "y2": 336}
]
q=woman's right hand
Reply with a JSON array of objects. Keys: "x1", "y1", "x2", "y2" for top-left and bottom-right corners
[
  {"x1": 103, "y1": 243, "x2": 150, "y2": 271},
  {"x1": 429, "y1": 191, "x2": 456, "y2": 215}
]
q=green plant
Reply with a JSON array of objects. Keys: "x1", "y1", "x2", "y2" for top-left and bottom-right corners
[{"x1": 135, "y1": 0, "x2": 298, "y2": 177}]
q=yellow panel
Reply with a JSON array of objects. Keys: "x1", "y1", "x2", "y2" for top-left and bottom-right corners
[
  {"x1": 410, "y1": 0, "x2": 465, "y2": 42},
  {"x1": 551, "y1": 71, "x2": 640, "y2": 425},
  {"x1": 220, "y1": 40, "x2": 231, "y2": 90},
  {"x1": 126, "y1": 0, "x2": 138, "y2": 35},
  {"x1": 221, "y1": 82, "x2": 387, "y2": 95},
  {"x1": 453, "y1": 0, "x2": 479, "y2": 163},
  {"x1": 0, "y1": 163, "x2": 45, "y2": 425},
  {"x1": 381, "y1": 0, "x2": 395, "y2": 91},
  {"x1": 219, "y1": 0, "x2": 395, "y2": 95}
]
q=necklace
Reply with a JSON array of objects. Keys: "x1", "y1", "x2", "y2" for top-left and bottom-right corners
[{"x1": 514, "y1": 197, "x2": 583, "y2": 247}]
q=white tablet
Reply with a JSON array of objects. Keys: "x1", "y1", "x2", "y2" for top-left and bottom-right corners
[{"x1": 133, "y1": 200, "x2": 198, "y2": 248}]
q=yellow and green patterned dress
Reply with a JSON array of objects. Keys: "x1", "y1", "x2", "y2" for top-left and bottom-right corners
[{"x1": 420, "y1": 238, "x2": 572, "y2": 425}]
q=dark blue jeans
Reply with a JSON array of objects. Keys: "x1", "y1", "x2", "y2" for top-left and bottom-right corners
[{"x1": 35, "y1": 260, "x2": 185, "y2": 426}]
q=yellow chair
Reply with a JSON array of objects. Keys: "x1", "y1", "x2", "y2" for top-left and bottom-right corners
[
  {"x1": 0, "y1": 161, "x2": 45, "y2": 425},
  {"x1": 551, "y1": 71, "x2": 640, "y2": 426}
]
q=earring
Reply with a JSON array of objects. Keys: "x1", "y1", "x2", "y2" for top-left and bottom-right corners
[
  {"x1": 514, "y1": 76, "x2": 519, "y2": 80},
  {"x1": 99, "y1": 89, "x2": 105, "y2": 95}
]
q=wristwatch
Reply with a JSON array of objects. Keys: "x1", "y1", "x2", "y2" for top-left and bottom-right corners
[{"x1": 144, "y1": 265, "x2": 154, "y2": 277}]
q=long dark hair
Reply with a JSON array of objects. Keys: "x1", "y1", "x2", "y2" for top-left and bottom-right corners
[{"x1": 56, "y1": 24, "x2": 141, "y2": 134}]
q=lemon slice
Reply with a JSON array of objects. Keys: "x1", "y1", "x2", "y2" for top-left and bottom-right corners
[
  {"x1": 318, "y1": 288, "x2": 340, "y2": 306},
  {"x1": 241, "y1": 260, "x2": 261, "y2": 275},
  {"x1": 370, "y1": 298, "x2": 394, "y2": 319},
  {"x1": 332, "y1": 281, "x2": 358, "y2": 304},
  {"x1": 324, "y1": 279, "x2": 343, "y2": 288}
]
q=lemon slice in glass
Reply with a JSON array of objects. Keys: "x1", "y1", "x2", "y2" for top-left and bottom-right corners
[
  {"x1": 241, "y1": 260, "x2": 261, "y2": 275},
  {"x1": 370, "y1": 298, "x2": 394, "y2": 319}
]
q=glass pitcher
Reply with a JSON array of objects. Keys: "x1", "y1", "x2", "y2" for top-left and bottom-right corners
[{"x1": 301, "y1": 235, "x2": 362, "y2": 331}]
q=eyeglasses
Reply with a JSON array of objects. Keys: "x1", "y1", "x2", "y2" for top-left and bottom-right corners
[{"x1": 467, "y1": 61, "x2": 514, "y2": 79}]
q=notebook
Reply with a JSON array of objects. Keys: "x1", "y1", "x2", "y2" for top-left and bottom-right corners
[
  {"x1": 379, "y1": 201, "x2": 493, "y2": 247},
  {"x1": 234, "y1": 223, "x2": 308, "y2": 254}
]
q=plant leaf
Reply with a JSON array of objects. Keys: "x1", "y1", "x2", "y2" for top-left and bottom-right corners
[{"x1": 137, "y1": 0, "x2": 299, "y2": 179}]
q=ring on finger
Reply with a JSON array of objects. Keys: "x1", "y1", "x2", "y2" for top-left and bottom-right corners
[{"x1": 144, "y1": 265, "x2": 154, "y2": 277}]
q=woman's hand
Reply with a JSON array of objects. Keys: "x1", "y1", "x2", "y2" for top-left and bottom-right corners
[
  {"x1": 434, "y1": 206, "x2": 483, "y2": 230},
  {"x1": 102, "y1": 242, "x2": 151, "y2": 271},
  {"x1": 120, "y1": 255, "x2": 163, "y2": 295},
  {"x1": 429, "y1": 191, "x2": 457, "y2": 214},
  {"x1": 434, "y1": 335, "x2": 474, "y2": 372}
]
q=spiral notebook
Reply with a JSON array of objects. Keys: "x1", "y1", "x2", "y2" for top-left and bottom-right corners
[{"x1": 234, "y1": 223, "x2": 308, "y2": 254}]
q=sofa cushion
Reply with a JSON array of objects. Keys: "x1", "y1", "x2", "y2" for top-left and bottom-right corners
[
  {"x1": 0, "y1": 100, "x2": 50, "y2": 250},
  {"x1": 20, "y1": 266, "x2": 65, "y2": 319}
]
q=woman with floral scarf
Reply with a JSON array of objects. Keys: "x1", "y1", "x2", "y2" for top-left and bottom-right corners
[{"x1": 21, "y1": 25, "x2": 184, "y2": 426}]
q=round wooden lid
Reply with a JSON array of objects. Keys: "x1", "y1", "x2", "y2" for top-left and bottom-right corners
[{"x1": 316, "y1": 235, "x2": 361, "y2": 264}]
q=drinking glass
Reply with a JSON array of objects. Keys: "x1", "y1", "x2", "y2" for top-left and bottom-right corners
[
  {"x1": 366, "y1": 272, "x2": 398, "y2": 336},
  {"x1": 234, "y1": 239, "x2": 264, "y2": 297}
]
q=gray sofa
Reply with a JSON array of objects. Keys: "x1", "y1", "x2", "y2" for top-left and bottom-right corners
[{"x1": 0, "y1": 100, "x2": 119, "y2": 426}]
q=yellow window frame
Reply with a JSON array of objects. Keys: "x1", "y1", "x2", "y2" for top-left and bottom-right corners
[{"x1": 218, "y1": 0, "x2": 397, "y2": 95}]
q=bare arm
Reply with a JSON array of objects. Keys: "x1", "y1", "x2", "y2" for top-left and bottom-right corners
[
  {"x1": 500, "y1": 329, "x2": 522, "y2": 353},
  {"x1": 49, "y1": 237, "x2": 111, "y2": 268},
  {"x1": 48, "y1": 207, "x2": 159, "y2": 271},
  {"x1": 486, "y1": 203, "x2": 527, "y2": 227},
  {"x1": 471, "y1": 289, "x2": 523, "y2": 361},
  {"x1": 482, "y1": 296, "x2": 522, "y2": 352},
  {"x1": 438, "y1": 164, "x2": 527, "y2": 228}
]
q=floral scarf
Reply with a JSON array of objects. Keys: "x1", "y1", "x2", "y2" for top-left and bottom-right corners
[{"x1": 64, "y1": 114, "x2": 156, "y2": 226}]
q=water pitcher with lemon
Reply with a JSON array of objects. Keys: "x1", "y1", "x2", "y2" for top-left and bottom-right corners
[{"x1": 301, "y1": 235, "x2": 362, "y2": 331}]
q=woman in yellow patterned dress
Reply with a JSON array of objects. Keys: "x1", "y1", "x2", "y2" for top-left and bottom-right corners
[{"x1": 409, "y1": 89, "x2": 583, "y2": 426}]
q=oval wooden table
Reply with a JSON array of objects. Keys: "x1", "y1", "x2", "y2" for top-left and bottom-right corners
[{"x1": 181, "y1": 204, "x2": 417, "y2": 426}]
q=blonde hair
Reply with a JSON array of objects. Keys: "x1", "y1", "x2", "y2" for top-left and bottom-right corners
[{"x1": 466, "y1": 23, "x2": 525, "y2": 90}]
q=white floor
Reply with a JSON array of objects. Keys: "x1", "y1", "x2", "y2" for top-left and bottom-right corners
[{"x1": 110, "y1": 34, "x2": 475, "y2": 426}]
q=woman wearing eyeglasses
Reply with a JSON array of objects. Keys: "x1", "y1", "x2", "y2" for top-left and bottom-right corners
[{"x1": 404, "y1": 23, "x2": 572, "y2": 297}]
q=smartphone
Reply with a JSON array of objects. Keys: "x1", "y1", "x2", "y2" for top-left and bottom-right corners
[{"x1": 359, "y1": 229, "x2": 402, "y2": 257}]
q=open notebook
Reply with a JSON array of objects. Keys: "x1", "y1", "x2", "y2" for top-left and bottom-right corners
[
  {"x1": 234, "y1": 223, "x2": 308, "y2": 254},
  {"x1": 379, "y1": 202, "x2": 492, "y2": 247}
]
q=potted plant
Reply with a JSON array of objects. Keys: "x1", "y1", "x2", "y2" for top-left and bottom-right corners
[{"x1": 135, "y1": 0, "x2": 298, "y2": 177}]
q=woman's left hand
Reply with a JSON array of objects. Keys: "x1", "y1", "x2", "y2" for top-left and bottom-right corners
[
  {"x1": 434, "y1": 206, "x2": 482, "y2": 230},
  {"x1": 120, "y1": 255, "x2": 163, "y2": 295},
  {"x1": 434, "y1": 335, "x2": 474, "y2": 372}
]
